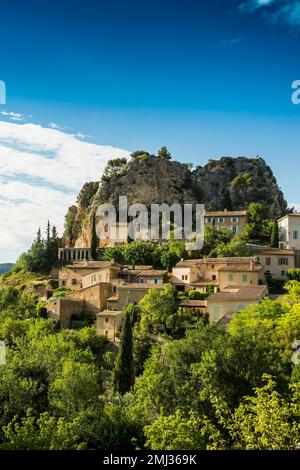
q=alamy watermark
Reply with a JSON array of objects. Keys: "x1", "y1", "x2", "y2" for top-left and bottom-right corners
[
  {"x1": 95, "y1": 196, "x2": 205, "y2": 250},
  {"x1": 0, "y1": 80, "x2": 6, "y2": 104},
  {"x1": 291, "y1": 80, "x2": 300, "y2": 105}
]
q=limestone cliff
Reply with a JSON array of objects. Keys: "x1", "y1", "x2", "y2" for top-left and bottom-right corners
[{"x1": 62, "y1": 155, "x2": 287, "y2": 248}]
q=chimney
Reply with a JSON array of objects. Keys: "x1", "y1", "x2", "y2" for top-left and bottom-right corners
[{"x1": 250, "y1": 258, "x2": 254, "y2": 270}]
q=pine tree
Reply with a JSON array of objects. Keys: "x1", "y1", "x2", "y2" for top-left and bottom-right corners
[
  {"x1": 91, "y1": 212, "x2": 98, "y2": 260},
  {"x1": 112, "y1": 311, "x2": 135, "y2": 394},
  {"x1": 157, "y1": 146, "x2": 171, "y2": 160},
  {"x1": 271, "y1": 220, "x2": 279, "y2": 248}
]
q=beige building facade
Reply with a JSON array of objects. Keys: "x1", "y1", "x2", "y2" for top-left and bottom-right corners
[
  {"x1": 96, "y1": 310, "x2": 123, "y2": 341},
  {"x1": 172, "y1": 257, "x2": 263, "y2": 292},
  {"x1": 207, "y1": 285, "x2": 268, "y2": 323},
  {"x1": 205, "y1": 210, "x2": 247, "y2": 234}
]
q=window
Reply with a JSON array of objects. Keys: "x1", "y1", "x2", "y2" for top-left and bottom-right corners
[
  {"x1": 154, "y1": 278, "x2": 159, "y2": 284},
  {"x1": 212, "y1": 305, "x2": 221, "y2": 320},
  {"x1": 293, "y1": 230, "x2": 298, "y2": 240},
  {"x1": 266, "y1": 257, "x2": 271, "y2": 266},
  {"x1": 105, "y1": 330, "x2": 108, "y2": 336},
  {"x1": 242, "y1": 274, "x2": 248, "y2": 282},
  {"x1": 105, "y1": 317, "x2": 109, "y2": 323},
  {"x1": 181, "y1": 275, "x2": 188, "y2": 281},
  {"x1": 212, "y1": 275, "x2": 217, "y2": 281},
  {"x1": 219, "y1": 217, "x2": 224, "y2": 223},
  {"x1": 228, "y1": 274, "x2": 233, "y2": 282},
  {"x1": 278, "y1": 258, "x2": 288, "y2": 266},
  {"x1": 231, "y1": 217, "x2": 238, "y2": 223},
  {"x1": 71, "y1": 279, "x2": 77, "y2": 285},
  {"x1": 281, "y1": 271, "x2": 286, "y2": 277},
  {"x1": 206, "y1": 217, "x2": 212, "y2": 224},
  {"x1": 112, "y1": 285, "x2": 117, "y2": 293},
  {"x1": 232, "y1": 226, "x2": 238, "y2": 234}
]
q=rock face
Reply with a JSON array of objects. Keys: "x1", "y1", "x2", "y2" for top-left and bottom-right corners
[{"x1": 63, "y1": 155, "x2": 287, "y2": 248}]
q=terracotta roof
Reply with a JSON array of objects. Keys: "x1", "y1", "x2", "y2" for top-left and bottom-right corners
[
  {"x1": 207, "y1": 285, "x2": 268, "y2": 301},
  {"x1": 218, "y1": 263, "x2": 263, "y2": 272},
  {"x1": 67, "y1": 261, "x2": 120, "y2": 269},
  {"x1": 137, "y1": 270, "x2": 167, "y2": 277},
  {"x1": 205, "y1": 210, "x2": 247, "y2": 217},
  {"x1": 254, "y1": 249, "x2": 294, "y2": 256}
]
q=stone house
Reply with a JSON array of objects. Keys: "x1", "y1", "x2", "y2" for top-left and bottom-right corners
[
  {"x1": 96, "y1": 310, "x2": 123, "y2": 341},
  {"x1": 204, "y1": 209, "x2": 247, "y2": 234},
  {"x1": 172, "y1": 257, "x2": 263, "y2": 292},
  {"x1": 206, "y1": 285, "x2": 268, "y2": 323}
]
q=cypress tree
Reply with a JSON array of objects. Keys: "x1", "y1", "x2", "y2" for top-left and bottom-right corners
[
  {"x1": 223, "y1": 189, "x2": 233, "y2": 211},
  {"x1": 112, "y1": 311, "x2": 135, "y2": 394},
  {"x1": 91, "y1": 211, "x2": 98, "y2": 260},
  {"x1": 271, "y1": 220, "x2": 279, "y2": 248}
]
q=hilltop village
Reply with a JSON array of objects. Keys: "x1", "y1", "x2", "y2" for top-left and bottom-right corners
[{"x1": 46, "y1": 209, "x2": 300, "y2": 341}]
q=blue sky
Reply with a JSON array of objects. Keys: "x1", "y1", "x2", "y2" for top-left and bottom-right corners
[{"x1": 0, "y1": 0, "x2": 300, "y2": 262}]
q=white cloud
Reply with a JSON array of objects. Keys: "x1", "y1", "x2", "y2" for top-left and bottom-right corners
[
  {"x1": 0, "y1": 111, "x2": 24, "y2": 121},
  {"x1": 0, "y1": 120, "x2": 130, "y2": 263}
]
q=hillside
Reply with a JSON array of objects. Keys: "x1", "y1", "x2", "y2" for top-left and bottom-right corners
[{"x1": 63, "y1": 154, "x2": 288, "y2": 247}]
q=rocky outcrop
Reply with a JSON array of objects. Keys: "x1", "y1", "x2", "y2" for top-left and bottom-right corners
[{"x1": 62, "y1": 155, "x2": 287, "y2": 248}]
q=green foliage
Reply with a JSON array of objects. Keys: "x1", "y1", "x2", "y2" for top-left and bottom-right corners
[
  {"x1": 270, "y1": 220, "x2": 279, "y2": 248},
  {"x1": 51, "y1": 287, "x2": 71, "y2": 299},
  {"x1": 130, "y1": 150, "x2": 150, "y2": 159},
  {"x1": 112, "y1": 311, "x2": 135, "y2": 395},
  {"x1": 14, "y1": 223, "x2": 59, "y2": 274},
  {"x1": 202, "y1": 226, "x2": 233, "y2": 256},
  {"x1": 229, "y1": 376, "x2": 300, "y2": 449},
  {"x1": 64, "y1": 211, "x2": 75, "y2": 238},
  {"x1": 139, "y1": 284, "x2": 177, "y2": 335},
  {"x1": 90, "y1": 211, "x2": 98, "y2": 260},
  {"x1": 211, "y1": 234, "x2": 251, "y2": 258},
  {"x1": 188, "y1": 290, "x2": 209, "y2": 300},
  {"x1": 101, "y1": 158, "x2": 127, "y2": 182},
  {"x1": 102, "y1": 240, "x2": 186, "y2": 271},
  {"x1": 287, "y1": 268, "x2": 300, "y2": 282},
  {"x1": 157, "y1": 146, "x2": 171, "y2": 160},
  {"x1": 231, "y1": 171, "x2": 253, "y2": 190},
  {"x1": 144, "y1": 410, "x2": 207, "y2": 450}
]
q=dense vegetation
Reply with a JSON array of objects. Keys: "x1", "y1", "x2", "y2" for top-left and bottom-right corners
[{"x1": 0, "y1": 276, "x2": 300, "y2": 450}]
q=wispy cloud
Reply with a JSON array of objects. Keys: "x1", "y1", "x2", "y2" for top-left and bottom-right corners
[
  {"x1": 239, "y1": 0, "x2": 275, "y2": 12},
  {"x1": 220, "y1": 38, "x2": 242, "y2": 47},
  {"x1": 0, "y1": 111, "x2": 25, "y2": 121},
  {"x1": 239, "y1": 0, "x2": 300, "y2": 29},
  {"x1": 272, "y1": 1, "x2": 300, "y2": 27},
  {"x1": 0, "y1": 120, "x2": 130, "y2": 262}
]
